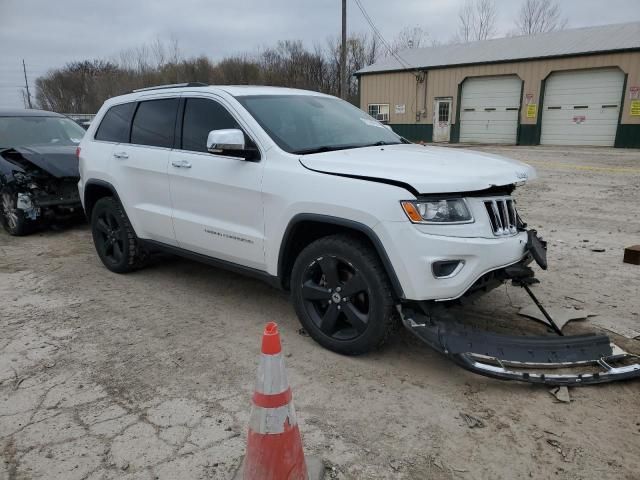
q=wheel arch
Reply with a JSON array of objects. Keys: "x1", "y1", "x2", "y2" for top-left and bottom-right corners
[
  {"x1": 277, "y1": 213, "x2": 404, "y2": 299},
  {"x1": 83, "y1": 179, "x2": 121, "y2": 220}
]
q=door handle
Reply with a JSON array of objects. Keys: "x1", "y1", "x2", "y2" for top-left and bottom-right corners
[
  {"x1": 113, "y1": 152, "x2": 129, "y2": 159},
  {"x1": 171, "y1": 160, "x2": 192, "y2": 169}
]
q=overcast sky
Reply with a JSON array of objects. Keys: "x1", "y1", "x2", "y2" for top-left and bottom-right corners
[{"x1": 1, "y1": 0, "x2": 639, "y2": 109}]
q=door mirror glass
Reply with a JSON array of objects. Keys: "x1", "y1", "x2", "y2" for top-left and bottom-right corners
[{"x1": 206, "y1": 129, "x2": 245, "y2": 153}]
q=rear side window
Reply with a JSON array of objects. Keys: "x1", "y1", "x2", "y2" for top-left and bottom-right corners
[
  {"x1": 95, "y1": 102, "x2": 135, "y2": 142},
  {"x1": 181, "y1": 98, "x2": 240, "y2": 152},
  {"x1": 131, "y1": 98, "x2": 179, "y2": 148}
]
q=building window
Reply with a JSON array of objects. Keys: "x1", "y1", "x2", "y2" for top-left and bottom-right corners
[
  {"x1": 368, "y1": 104, "x2": 390, "y2": 122},
  {"x1": 438, "y1": 102, "x2": 450, "y2": 122}
]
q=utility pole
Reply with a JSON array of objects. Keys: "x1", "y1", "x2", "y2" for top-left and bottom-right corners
[
  {"x1": 340, "y1": 0, "x2": 347, "y2": 100},
  {"x1": 22, "y1": 59, "x2": 33, "y2": 109}
]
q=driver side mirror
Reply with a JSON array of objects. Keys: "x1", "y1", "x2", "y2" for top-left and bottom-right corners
[
  {"x1": 206, "y1": 129, "x2": 260, "y2": 161},
  {"x1": 207, "y1": 129, "x2": 245, "y2": 153}
]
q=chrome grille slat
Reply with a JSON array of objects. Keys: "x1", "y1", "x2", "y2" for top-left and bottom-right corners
[
  {"x1": 507, "y1": 200, "x2": 517, "y2": 234},
  {"x1": 484, "y1": 197, "x2": 519, "y2": 236},
  {"x1": 501, "y1": 201, "x2": 509, "y2": 233},
  {"x1": 490, "y1": 201, "x2": 504, "y2": 234}
]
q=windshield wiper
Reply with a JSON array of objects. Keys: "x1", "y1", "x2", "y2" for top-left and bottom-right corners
[
  {"x1": 292, "y1": 145, "x2": 364, "y2": 155},
  {"x1": 293, "y1": 141, "x2": 406, "y2": 155},
  {"x1": 353, "y1": 140, "x2": 404, "y2": 148}
]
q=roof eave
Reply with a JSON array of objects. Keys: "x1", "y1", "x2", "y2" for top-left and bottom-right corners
[{"x1": 354, "y1": 47, "x2": 640, "y2": 77}]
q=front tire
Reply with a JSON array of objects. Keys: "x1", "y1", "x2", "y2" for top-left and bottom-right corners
[
  {"x1": 291, "y1": 234, "x2": 396, "y2": 355},
  {"x1": 91, "y1": 197, "x2": 147, "y2": 273},
  {"x1": 1, "y1": 188, "x2": 31, "y2": 236}
]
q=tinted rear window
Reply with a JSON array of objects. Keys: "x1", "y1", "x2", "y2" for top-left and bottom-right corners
[
  {"x1": 181, "y1": 98, "x2": 240, "y2": 152},
  {"x1": 131, "y1": 99, "x2": 179, "y2": 148},
  {"x1": 95, "y1": 102, "x2": 135, "y2": 143}
]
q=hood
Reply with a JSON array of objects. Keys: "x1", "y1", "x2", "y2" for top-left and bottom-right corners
[
  {"x1": 299, "y1": 144, "x2": 536, "y2": 195},
  {"x1": 1, "y1": 145, "x2": 79, "y2": 178}
]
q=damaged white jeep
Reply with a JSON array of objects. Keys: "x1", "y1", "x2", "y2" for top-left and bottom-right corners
[{"x1": 79, "y1": 84, "x2": 640, "y2": 385}]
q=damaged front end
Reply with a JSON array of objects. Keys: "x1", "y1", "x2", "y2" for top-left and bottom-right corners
[
  {"x1": 400, "y1": 231, "x2": 640, "y2": 386},
  {"x1": 1, "y1": 147, "x2": 81, "y2": 234}
]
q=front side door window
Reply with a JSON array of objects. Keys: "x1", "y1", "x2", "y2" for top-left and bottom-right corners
[{"x1": 181, "y1": 98, "x2": 240, "y2": 152}]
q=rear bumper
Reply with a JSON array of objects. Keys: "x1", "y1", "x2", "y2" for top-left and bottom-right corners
[{"x1": 374, "y1": 221, "x2": 529, "y2": 301}]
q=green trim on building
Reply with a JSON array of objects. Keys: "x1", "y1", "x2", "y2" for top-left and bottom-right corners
[
  {"x1": 450, "y1": 123, "x2": 460, "y2": 143},
  {"x1": 389, "y1": 121, "x2": 640, "y2": 148},
  {"x1": 614, "y1": 124, "x2": 640, "y2": 148},
  {"x1": 451, "y1": 81, "x2": 463, "y2": 144},
  {"x1": 390, "y1": 124, "x2": 432, "y2": 142},
  {"x1": 533, "y1": 77, "x2": 547, "y2": 145},
  {"x1": 517, "y1": 125, "x2": 538, "y2": 145}
]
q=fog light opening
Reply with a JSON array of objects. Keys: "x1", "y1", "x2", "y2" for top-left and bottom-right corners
[{"x1": 432, "y1": 260, "x2": 465, "y2": 279}]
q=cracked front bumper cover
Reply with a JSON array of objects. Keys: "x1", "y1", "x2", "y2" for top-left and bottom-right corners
[{"x1": 400, "y1": 308, "x2": 640, "y2": 386}]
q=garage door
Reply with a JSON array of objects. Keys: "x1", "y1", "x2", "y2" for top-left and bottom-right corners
[
  {"x1": 459, "y1": 76, "x2": 521, "y2": 144},
  {"x1": 541, "y1": 69, "x2": 624, "y2": 146}
]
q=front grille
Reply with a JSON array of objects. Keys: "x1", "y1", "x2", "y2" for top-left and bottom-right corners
[{"x1": 484, "y1": 198, "x2": 518, "y2": 236}]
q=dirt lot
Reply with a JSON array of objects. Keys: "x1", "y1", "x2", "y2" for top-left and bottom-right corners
[{"x1": 1, "y1": 145, "x2": 639, "y2": 480}]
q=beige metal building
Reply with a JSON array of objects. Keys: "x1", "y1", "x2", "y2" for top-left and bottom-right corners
[{"x1": 355, "y1": 22, "x2": 640, "y2": 148}]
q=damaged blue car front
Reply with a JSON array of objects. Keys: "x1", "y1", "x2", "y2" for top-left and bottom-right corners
[{"x1": 0, "y1": 109, "x2": 85, "y2": 235}]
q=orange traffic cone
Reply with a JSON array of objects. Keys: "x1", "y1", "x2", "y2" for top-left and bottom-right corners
[{"x1": 234, "y1": 322, "x2": 324, "y2": 480}]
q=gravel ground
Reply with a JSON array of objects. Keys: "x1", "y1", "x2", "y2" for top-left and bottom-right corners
[{"x1": 1, "y1": 145, "x2": 639, "y2": 480}]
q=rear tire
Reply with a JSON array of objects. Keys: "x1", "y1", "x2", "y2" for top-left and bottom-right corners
[
  {"x1": 291, "y1": 234, "x2": 396, "y2": 355},
  {"x1": 91, "y1": 197, "x2": 147, "y2": 273}
]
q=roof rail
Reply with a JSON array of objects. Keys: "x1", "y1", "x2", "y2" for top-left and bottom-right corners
[{"x1": 131, "y1": 82, "x2": 208, "y2": 93}]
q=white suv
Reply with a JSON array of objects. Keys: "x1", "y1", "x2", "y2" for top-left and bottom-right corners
[{"x1": 78, "y1": 83, "x2": 539, "y2": 355}]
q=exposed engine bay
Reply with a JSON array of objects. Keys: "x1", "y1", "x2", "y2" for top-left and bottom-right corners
[{"x1": 0, "y1": 146, "x2": 81, "y2": 233}]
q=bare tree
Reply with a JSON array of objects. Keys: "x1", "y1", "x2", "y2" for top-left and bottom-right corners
[
  {"x1": 456, "y1": 0, "x2": 497, "y2": 42},
  {"x1": 515, "y1": 0, "x2": 567, "y2": 35},
  {"x1": 457, "y1": 0, "x2": 475, "y2": 43},
  {"x1": 35, "y1": 34, "x2": 382, "y2": 112},
  {"x1": 475, "y1": 0, "x2": 497, "y2": 40},
  {"x1": 392, "y1": 26, "x2": 431, "y2": 52}
]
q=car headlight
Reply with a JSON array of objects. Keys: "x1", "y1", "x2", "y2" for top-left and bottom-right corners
[{"x1": 400, "y1": 199, "x2": 473, "y2": 224}]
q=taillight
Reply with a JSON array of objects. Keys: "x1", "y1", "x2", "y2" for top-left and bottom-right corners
[{"x1": 75, "y1": 146, "x2": 81, "y2": 159}]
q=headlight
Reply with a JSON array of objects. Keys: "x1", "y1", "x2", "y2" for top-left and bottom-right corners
[{"x1": 400, "y1": 198, "x2": 473, "y2": 224}]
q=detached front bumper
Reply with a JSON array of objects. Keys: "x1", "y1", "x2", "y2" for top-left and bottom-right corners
[
  {"x1": 399, "y1": 249, "x2": 640, "y2": 386},
  {"x1": 400, "y1": 307, "x2": 640, "y2": 385}
]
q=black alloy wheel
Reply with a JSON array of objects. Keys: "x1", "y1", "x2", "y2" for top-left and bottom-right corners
[
  {"x1": 291, "y1": 234, "x2": 396, "y2": 355},
  {"x1": 90, "y1": 197, "x2": 146, "y2": 273},
  {"x1": 94, "y1": 208, "x2": 126, "y2": 267},
  {"x1": 300, "y1": 255, "x2": 371, "y2": 341}
]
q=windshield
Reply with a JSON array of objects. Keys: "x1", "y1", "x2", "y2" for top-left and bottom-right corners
[
  {"x1": 0, "y1": 116, "x2": 86, "y2": 149},
  {"x1": 235, "y1": 94, "x2": 403, "y2": 154}
]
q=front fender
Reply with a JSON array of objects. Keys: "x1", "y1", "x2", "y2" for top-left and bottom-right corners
[{"x1": 276, "y1": 213, "x2": 405, "y2": 299}]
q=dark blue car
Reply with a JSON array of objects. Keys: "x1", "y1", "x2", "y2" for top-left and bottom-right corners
[{"x1": 0, "y1": 109, "x2": 86, "y2": 235}]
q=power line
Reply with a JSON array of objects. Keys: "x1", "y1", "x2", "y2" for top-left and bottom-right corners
[{"x1": 352, "y1": 0, "x2": 414, "y2": 71}]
